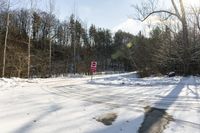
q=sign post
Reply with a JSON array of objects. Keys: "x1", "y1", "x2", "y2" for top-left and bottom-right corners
[{"x1": 90, "y1": 61, "x2": 97, "y2": 81}]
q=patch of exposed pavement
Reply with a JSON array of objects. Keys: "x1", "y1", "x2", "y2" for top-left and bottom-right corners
[
  {"x1": 95, "y1": 112, "x2": 118, "y2": 126},
  {"x1": 138, "y1": 106, "x2": 174, "y2": 133}
]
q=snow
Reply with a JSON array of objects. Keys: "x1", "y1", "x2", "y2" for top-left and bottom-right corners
[{"x1": 0, "y1": 72, "x2": 200, "y2": 133}]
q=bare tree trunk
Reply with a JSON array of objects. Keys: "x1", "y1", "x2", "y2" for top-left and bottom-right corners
[
  {"x1": 73, "y1": 33, "x2": 76, "y2": 74},
  {"x1": 17, "y1": 70, "x2": 21, "y2": 78},
  {"x1": 49, "y1": 38, "x2": 52, "y2": 74},
  {"x1": 179, "y1": 0, "x2": 190, "y2": 74},
  {"x1": 28, "y1": 23, "x2": 31, "y2": 78},
  {"x1": 28, "y1": 35, "x2": 31, "y2": 78},
  {"x1": 2, "y1": 0, "x2": 10, "y2": 77},
  {"x1": 27, "y1": 0, "x2": 34, "y2": 78},
  {"x1": 48, "y1": 0, "x2": 54, "y2": 76}
]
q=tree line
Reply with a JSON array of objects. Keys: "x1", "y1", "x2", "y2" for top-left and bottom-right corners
[
  {"x1": 129, "y1": 0, "x2": 200, "y2": 77},
  {"x1": 1, "y1": 0, "x2": 200, "y2": 78},
  {"x1": 0, "y1": 1, "x2": 134, "y2": 78}
]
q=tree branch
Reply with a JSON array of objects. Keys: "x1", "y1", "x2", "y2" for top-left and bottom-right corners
[
  {"x1": 191, "y1": 7, "x2": 200, "y2": 31},
  {"x1": 140, "y1": 10, "x2": 179, "y2": 22},
  {"x1": 171, "y1": 0, "x2": 181, "y2": 19}
]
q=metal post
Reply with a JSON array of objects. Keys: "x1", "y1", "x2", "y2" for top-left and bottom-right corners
[{"x1": 91, "y1": 72, "x2": 93, "y2": 81}]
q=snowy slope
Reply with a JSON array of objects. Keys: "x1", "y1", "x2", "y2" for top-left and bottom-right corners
[{"x1": 0, "y1": 73, "x2": 200, "y2": 133}]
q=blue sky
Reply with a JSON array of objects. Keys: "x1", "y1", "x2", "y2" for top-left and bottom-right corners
[
  {"x1": 13, "y1": 0, "x2": 142, "y2": 34},
  {"x1": 54, "y1": 0, "x2": 139, "y2": 29},
  {"x1": 12, "y1": 0, "x2": 199, "y2": 35}
]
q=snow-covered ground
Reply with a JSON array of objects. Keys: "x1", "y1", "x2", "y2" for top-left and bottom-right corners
[{"x1": 0, "y1": 72, "x2": 200, "y2": 133}]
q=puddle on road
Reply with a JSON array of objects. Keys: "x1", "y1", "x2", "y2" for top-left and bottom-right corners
[{"x1": 138, "y1": 106, "x2": 174, "y2": 133}]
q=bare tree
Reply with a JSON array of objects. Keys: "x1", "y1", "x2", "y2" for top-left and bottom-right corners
[
  {"x1": 11, "y1": 52, "x2": 27, "y2": 78},
  {"x1": 2, "y1": 0, "x2": 10, "y2": 77},
  {"x1": 48, "y1": 0, "x2": 55, "y2": 76},
  {"x1": 133, "y1": 0, "x2": 190, "y2": 74},
  {"x1": 0, "y1": 0, "x2": 6, "y2": 11},
  {"x1": 27, "y1": 0, "x2": 37, "y2": 78},
  {"x1": 191, "y1": 6, "x2": 200, "y2": 31},
  {"x1": 27, "y1": 0, "x2": 33, "y2": 78}
]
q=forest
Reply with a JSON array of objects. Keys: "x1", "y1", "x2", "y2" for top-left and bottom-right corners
[{"x1": 1, "y1": 0, "x2": 200, "y2": 78}]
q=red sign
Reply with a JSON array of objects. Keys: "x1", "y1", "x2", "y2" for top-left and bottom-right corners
[{"x1": 90, "y1": 61, "x2": 97, "y2": 73}]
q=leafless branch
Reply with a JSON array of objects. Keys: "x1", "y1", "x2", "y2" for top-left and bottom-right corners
[{"x1": 140, "y1": 10, "x2": 178, "y2": 22}]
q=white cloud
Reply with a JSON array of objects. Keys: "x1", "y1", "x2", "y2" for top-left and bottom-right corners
[
  {"x1": 143, "y1": 15, "x2": 162, "y2": 25},
  {"x1": 112, "y1": 19, "x2": 143, "y2": 35},
  {"x1": 112, "y1": 14, "x2": 180, "y2": 37},
  {"x1": 112, "y1": 17, "x2": 161, "y2": 35}
]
